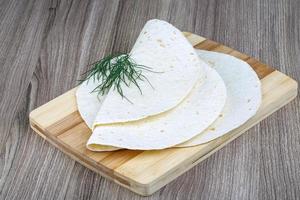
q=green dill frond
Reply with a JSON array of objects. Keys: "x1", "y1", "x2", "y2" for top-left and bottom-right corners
[{"x1": 79, "y1": 53, "x2": 155, "y2": 101}]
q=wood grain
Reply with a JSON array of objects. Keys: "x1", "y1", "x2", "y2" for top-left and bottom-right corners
[{"x1": 1, "y1": 0, "x2": 300, "y2": 199}]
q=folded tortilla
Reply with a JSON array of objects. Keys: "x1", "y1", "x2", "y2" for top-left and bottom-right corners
[
  {"x1": 77, "y1": 20, "x2": 261, "y2": 151},
  {"x1": 77, "y1": 19, "x2": 206, "y2": 127},
  {"x1": 87, "y1": 64, "x2": 226, "y2": 150},
  {"x1": 85, "y1": 50, "x2": 261, "y2": 151}
]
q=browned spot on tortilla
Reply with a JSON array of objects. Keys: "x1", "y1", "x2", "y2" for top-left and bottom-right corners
[
  {"x1": 219, "y1": 114, "x2": 223, "y2": 117},
  {"x1": 160, "y1": 44, "x2": 165, "y2": 47},
  {"x1": 210, "y1": 128, "x2": 215, "y2": 131}
]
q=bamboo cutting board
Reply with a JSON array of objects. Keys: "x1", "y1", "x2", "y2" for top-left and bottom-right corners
[{"x1": 29, "y1": 33, "x2": 298, "y2": 196}]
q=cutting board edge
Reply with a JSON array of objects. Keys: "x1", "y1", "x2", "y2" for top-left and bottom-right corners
[
  {"x1": 29, "y1": 119, "x2": 152, "y2": 196},
  {"x1": 135, "y1": 79, "x2": 298, "y2": 195},
  {"x1": 30, "y1": 119, "x2": 140, "y2": 193}
]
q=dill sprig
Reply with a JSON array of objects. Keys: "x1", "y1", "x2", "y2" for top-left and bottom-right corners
[{"x1": 79, "y1": 53, "x2": 154, "y2": 101}]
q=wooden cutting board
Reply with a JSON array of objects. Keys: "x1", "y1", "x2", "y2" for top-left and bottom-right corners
[{"x1": 29, "y1": 33, "x2": 298, "y2": 196}]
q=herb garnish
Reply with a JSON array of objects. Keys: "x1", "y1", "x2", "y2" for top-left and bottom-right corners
[{"x1": 79, "y1": 53, "x2": 154, "y2": 102}]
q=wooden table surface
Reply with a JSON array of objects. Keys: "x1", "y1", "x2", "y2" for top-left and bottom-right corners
[{"x1": 0, "y1": 0, "x2": 299, "y2": 199}]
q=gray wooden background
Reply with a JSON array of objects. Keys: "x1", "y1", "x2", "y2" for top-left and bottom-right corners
[{"x1": 1, "y1": 0, "x2": 299, "y2": 199}]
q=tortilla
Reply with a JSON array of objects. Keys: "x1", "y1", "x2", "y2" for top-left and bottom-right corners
[
  {"x1": 88, "y1": 19, "x2": 206, "y2": 126},
  {"x1": 85, "y1": 50, "x2": 261, "y2": 151},
  {"x1": 87, "y1": 64, "x2": 226, "y2": 150},
  {"x1": 77, "y1": 19, "x2": 260, "y2": 151},
  {"x1": 177, "y1": 50, "x2": 261, "y2": 147}
]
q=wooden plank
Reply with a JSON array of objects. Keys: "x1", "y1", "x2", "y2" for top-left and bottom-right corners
[
  {"x1": 29, "y1": 34, "x2": 298, "y2": 196},
  {"x1": 2, "y1": 1, "x2": 300, "y2": 199}
]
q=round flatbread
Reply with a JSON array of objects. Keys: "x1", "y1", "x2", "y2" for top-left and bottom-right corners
[
  {"x1": 177, "y1": 50, "x2": 261, "y2": 147},
  {"x1": 87, "y1": 64, "x2": 226, "y2": 150}
]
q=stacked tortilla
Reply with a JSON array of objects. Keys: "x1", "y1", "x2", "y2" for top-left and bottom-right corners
[{"x1": 76, "y1": 19, "x2": 261, "y2": 151}]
